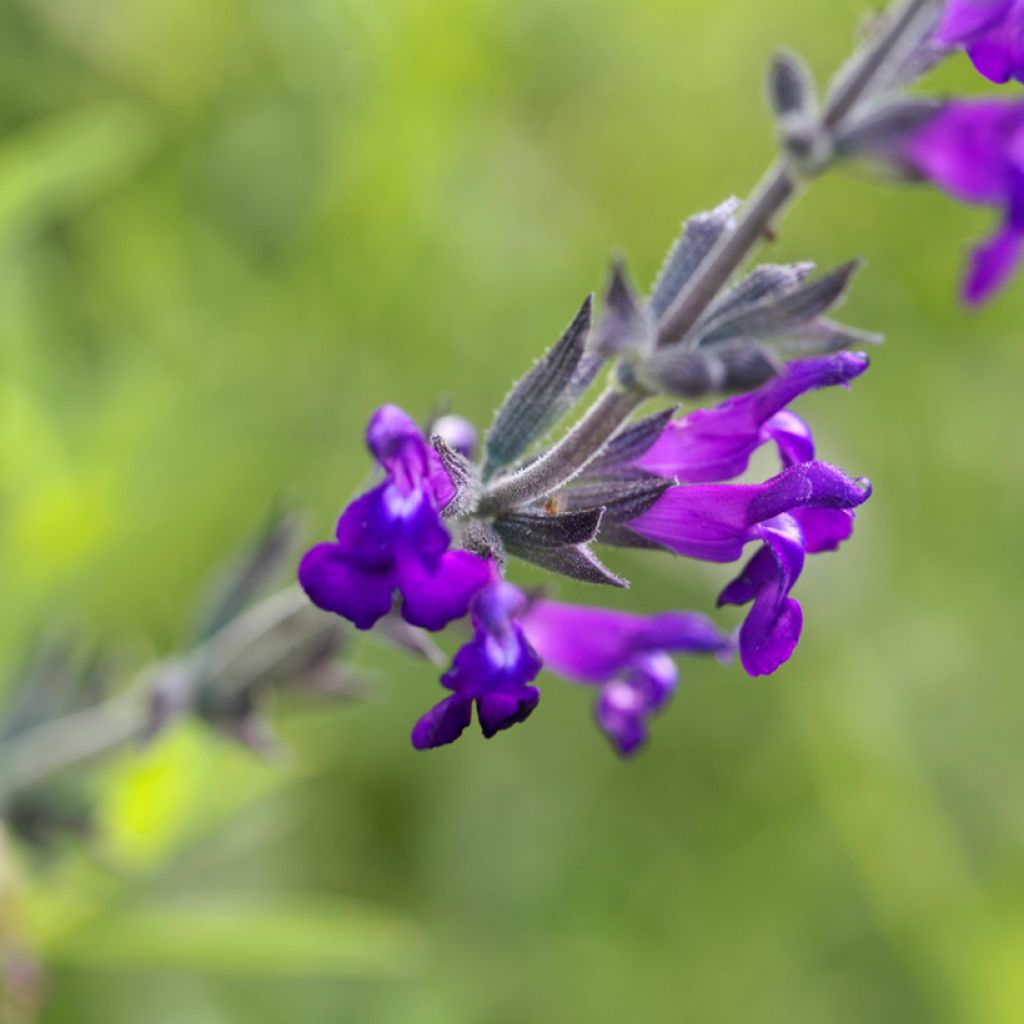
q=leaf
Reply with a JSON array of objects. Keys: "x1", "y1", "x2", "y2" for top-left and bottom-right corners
[
  {"x1": 696, "y1": 261, "x2": 863, "y2": 349},
  {"x1": 483, "y1": 295, "x2": 602, "y2": 478},
  {"x1": 768, "y1": 50, "x2": 818, "y2": 120},
  {"x1": 564, "y1": 476, "x2": 673, "y2": 524},
  {"x1": 591, "y1": 258, "x2": 650, "y2": 357},
  {"x1": 648, "y1": 197, "x2": 740, "y2": 320},
  {"x1": 502, "y1": 541, "x2": 628, "y2": 588},
  {"x1": 494, "y1": 508, "x2": 605, "y2": 549},
  {"x1": 595, "y1": 523, "x2": 674, "y2": 552},
  {"x1": 583, "y1": 408, "x2": 677, "y2": 479},
  {"x1": 699, "y1": 262, "x2": 815, "y2": 332}
]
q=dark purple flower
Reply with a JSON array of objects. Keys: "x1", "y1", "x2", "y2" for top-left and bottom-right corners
[
  {"x1": 299, "y1": 405, "x2": 489, "y2": 632},
  {"x1": 904, "y1": 98, "x2": 1024, "y2": 303},
  {"x1": 935, "y1": 0, "x2": 1024, "y2": 83},
  {"x1": 634, "y1": 353, "x2": 869, "y2": 483},
  {"x1": 412, "y1": 580, "x2": 542, "y2": 749},
  {"x1": 519, "y1": 600, "x2": 732, "y2": 755},
  {"x1": 628, "y1": 461, "x2": 872, "y2": 563}
]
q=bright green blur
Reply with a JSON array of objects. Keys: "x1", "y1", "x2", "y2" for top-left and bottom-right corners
[{"x1": 1, "y1": 0, "x2": 1022, "y2": 1021}]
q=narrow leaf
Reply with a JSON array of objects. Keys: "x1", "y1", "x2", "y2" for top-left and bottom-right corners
[
  {"x1": 697, "y1": 261, "x2": 863, "y2": 349},
  {"x1": 592, "y1": 258, "x2": 650, "y2": 356},
  {"x1": 564, "y1": 477, "x2": 674, "y2": 524},
  {"x1": 649, "y1": 197, "x2": 740, "y2": 320},
  {"x1": 494, "y1": 508, "x2": 605, "y2": 549},
  {"x1": 583, "y1": 408, "x2": 677, "y2": 478},
  {"x1": 483, "y1": 295, "x2": 600, "y2": 477},
  {"x1": 699, "y1": 262, "x2": 815, "y2": 331},
  {"x1": 503, "y1": 540, "x2": 628, "y2": 588},
  {"x1": 768, "y1": 50, "x2": 818, "y2": 119}
]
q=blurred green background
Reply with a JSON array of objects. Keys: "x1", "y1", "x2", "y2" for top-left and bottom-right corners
[{"x1": 2, "y1": 0, "x2": 1023, "y2": 1021}]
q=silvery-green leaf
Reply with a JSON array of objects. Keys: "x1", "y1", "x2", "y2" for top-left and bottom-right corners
[
  {"x1": 696, "y1": 261, "x2": 862, "y2": 349},
  {"x1": 583, "y1": 408, "x2": 677, "y2": 479},
  {"x1": 494, "y1": 508, "x2": 605, "y2": 549},
  {"x1": 768, "y1": 319, "x2": 884, "y2": 356},
  {"x1": 459, "y1": 520, "x2": 506, "y2": 570},
  {"x1": 699, "y1": 262, "x2": 815, "y2": 332},
  {"x1": 483, "y1": 294, "x2": 601, "y2": 478},
  {"x1": 596, "y1": 523, "x2": 674, "y2": 552},
  {"x1": 591, "y1": 258, "x2": 651, "y2": 357},
  {"x1": 768, "y1": 50, "x2": 818, "y2": 120},
  {"x1": 503, "y1": 539, "x2": 628, "y2": 588},
  {"x1": 564, "y1": 476, "x2": 674, "y2": 524},
  {"x1": 649, "y1": 197, "x2": 740, "y2": 320}
]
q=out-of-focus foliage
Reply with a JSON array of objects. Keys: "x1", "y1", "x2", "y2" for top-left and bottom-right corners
[{"x1": 1, "y1": 0, "x2": 1023, "y2": 1021}]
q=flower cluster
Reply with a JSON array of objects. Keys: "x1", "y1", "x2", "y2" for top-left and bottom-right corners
[
  {"x1": 296, "y1": 0, "x2": 1024, "y2": 759},
  {"x1": 301, "y1": 346, "x2": 871, "y2": 755}
]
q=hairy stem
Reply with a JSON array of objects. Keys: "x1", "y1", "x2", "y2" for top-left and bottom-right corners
[
  {"x1": 476, "y1": 384, "x2": 645, "y2": 516},
  {"x1": 0, "y1": 588, "x2": 345, "y2": 808}
]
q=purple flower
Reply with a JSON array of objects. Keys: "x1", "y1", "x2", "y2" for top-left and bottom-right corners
[
  {"x1": 299, "y1": 405, "x2": 489, "y2": 632},
  {"x1": 628, "y1": 461, "x2": 872, "y2": 563},
  {"x1": 412, "y1": 580, "x2": 542, "y2": 749},
  {"x1": 904, "y1": 98, "x2": 1024, "y2": 303},
  {"x1": 935, "y1": 0, "x2": 1024, "y2": 83},
  {"x1": 519, "y1": 600, "x2": 732, "y2": 755},
  {"x1": 634, "y1": 353, "x2": 869, "y2": 483}
]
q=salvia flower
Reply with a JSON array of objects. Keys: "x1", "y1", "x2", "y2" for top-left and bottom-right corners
[
  {"x1": 634, "y1": 352, "x2": 869, "y2": 483},
  {"x1": 627, "y1": 461, "x2": 872, "y2": 563},
  {"x1": 412, "y1": 579, "x2": 541, "y2": 749},
  {"x1": 299, "y1": 405, "x2": 489, "y2": 631},
  {"x1": 904, "y1": 98, "x2": 1024, "y2": 303},
  {"x1": 519, "y1": 600, "x2": 733, "y2": 756},
  {"x1": 935, "y1": 0, "x2": 1024, "y2": 83}
]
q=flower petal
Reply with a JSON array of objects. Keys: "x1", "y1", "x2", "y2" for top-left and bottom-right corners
[
  {"x1": 719, "y1": 516, "x2": 807, "y2": 677},
  {"x1": 520, "y1": 601, "x2": 730, "y2": 683},
  {"x1": 936, "y1": 0, "x2": 1014, "y2": 47},
  {"x1": 476, "y1": 687, "x2": 541, "y2": 739},
  {"x1": 298, "y1": 542, "x2": 395, "y2": 630},
  {"x1": 629, "y1": 462, "x2": 871, "y2": 562},
  {"x1": 411, "y1": 694, "x2": 473, "y2": 750},
  {"x1": 635, "y1": 353, "x2": 868, "y2": 483},
  {"x1": 595, "y1": 682, "x2": 650, "y2": 757},
  {"x1": 398, "y1": 549, "x2": 491, "y2": 632},
  {"x1": 964, "y1": 217, "x2": 1024, "y2": 303}
]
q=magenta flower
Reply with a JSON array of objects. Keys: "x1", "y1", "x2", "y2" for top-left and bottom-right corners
[
  {"x1": 299, "y1": 405, "x2": 489, "y2": 631},
  {"x1": 905, "y1": 98, "x2": 1024, "y2": 303},
  {"x1": 412, "y1": 580, "x2": 542, "y2": 749},
  {"x1": 519, "y1": 600, "x2": 732, "y2": 755},
  {"x1": 935, "y1": 0, "x2": 1024, "y2": 83},
  {"x1": 634, "y1": 352, "x2": 869, "y2": 483}
]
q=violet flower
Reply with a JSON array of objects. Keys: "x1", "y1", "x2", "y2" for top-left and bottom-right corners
[
  {"x1": 634, "y1": 352, "x2": 869, "y2": 483},
  {"x1": 904, "y1": 98, "x2": 1024, "y2": 303},
  {"x1": 519, "y1": 600, "x2": 732, "y2": 755},
  {"x1": 412, "y1": 580, "x2": 542, "y2": 749},
  {"x1": 299, "y1": 405, "x2": 489, "y2": 631},
  {"x1": 627, "y1": 461, "x2": 872, "y2": 563},
  {"x1": 627, "y1": 462, "x2": 870, "y2": 676},
  {"x1": 935, "y1": 0, "x2": 1024, "y2": 83}
]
